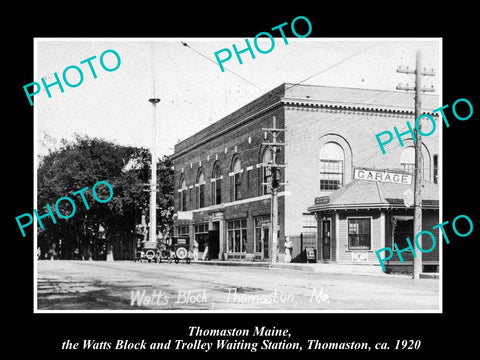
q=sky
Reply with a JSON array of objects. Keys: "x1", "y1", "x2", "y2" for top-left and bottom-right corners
[{"x1": 35, "y1": 38, "x2": 440, "y2": 159}]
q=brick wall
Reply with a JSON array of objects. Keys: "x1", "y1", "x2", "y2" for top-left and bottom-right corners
[{"x1": 284, "y1": 105, "x2": 439, "y2": 237}]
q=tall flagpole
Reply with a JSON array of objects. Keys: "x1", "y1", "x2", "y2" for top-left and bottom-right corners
[{"x1": 149, "y1": 82, "x2": 160, "y2": 244}]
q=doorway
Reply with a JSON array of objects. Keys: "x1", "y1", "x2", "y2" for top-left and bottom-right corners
[
  {"x1": 261, "y1": 225, "x2": 270, "y2": 260},
  {"x1": 208, "y1": 221, "x2": 220, "y2": 260},
  {"x1": 322, "y1": 219, "x2": 331, "y2": 260}
]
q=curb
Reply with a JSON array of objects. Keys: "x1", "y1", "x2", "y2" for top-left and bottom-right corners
[{"x1": 190, "y1": 260, "x2": 413, "y2": 278}]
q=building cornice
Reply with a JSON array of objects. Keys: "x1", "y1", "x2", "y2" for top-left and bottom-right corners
[
  {"x1": 282, "y1": 97, "x2": 439, "y2": 116},
  {"x1": 171, "y1": 100, "x2": 282, "y2": 161}
]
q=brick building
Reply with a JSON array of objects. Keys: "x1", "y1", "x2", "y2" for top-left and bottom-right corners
[{"x1": 170, "y1": 83, "x2": 440, "y2": 270}]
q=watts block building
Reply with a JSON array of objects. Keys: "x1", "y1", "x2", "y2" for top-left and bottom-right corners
[{"x1": 171, "y1": 83, "x2": 440, "y2": 271}]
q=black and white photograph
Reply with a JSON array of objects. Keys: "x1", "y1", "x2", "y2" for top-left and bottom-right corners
[{"x1": 32, "y1": 38, "x2": 441, "y2": 312}]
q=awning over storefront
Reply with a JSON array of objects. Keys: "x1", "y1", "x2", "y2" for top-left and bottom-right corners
[{"x1": 307, "y1": 179, "x2": 439, "y2": 212}]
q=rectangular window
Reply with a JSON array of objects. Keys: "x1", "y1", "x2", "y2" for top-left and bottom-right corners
[
  {"x1": 320, "y1": 160, "x2": 343, "y2": 191},
  {"x1": 227, "y1": 219, "x2": 247, "y2": 253},
  {"x1": 181, "y1": 190, "x2": 187, "y2": 211},
  {"x1": 348, "y1": 218, "x2": 371, "y2": 250},
  {"x1": 212, "y1": 179, "x2": 222, "y2": 205},
  {"x1": 197, "y1": 184, "x2": 205, "y2": 208},
  {"x1": 302, "y1": 213, "x2": 317, "y2": 234},
  {"x1": 263, "y1": 166, "x2": 272, "y2": 195},
  {"x1": 234, "y1": 173, "x2": 242, "y2": 201},
  {"x1": 433, "y1": 154, "x2": 438, "y2": 184},
  {"x1": 194, "y1": 223, "x2": 208, "y2": 252},
  {"x1": 402, "y1": 163, "x2": 415, "y2": 174},
  {"x1": 177, "y1": 226, "x2": 189, "y2": 236},
  {"x1": 254, "y1": 216, "x2": 270, "y2": 253}
]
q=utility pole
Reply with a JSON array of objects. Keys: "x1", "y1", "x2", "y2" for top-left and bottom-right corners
[
  {"x1": 148, "y1": 85, "x2": 161, "y2": 245},
  {"x1": 397, "y1": 50, "x2": 435, "y2": 279},
  {"x1": 262, "y1": 116, "x2": 286, "y2": 264}
]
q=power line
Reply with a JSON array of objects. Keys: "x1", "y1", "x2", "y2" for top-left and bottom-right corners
[
  {"x1": 180, "y1": 41, "x2": 266, "y2": 93},
  {"x1": 285, "y1": 42, "x2": 380, "y2": 92}
]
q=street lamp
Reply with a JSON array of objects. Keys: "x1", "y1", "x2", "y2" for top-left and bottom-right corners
[{"x1": 148, "y1": 97, "x2": 160, "y2": 245}]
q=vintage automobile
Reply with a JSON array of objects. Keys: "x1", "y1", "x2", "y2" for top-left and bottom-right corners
[
  {"x1": 135, "y1": 241, "x2": 159, "y2": 263},
  {"x1": 135, "y1": 237, "x2": 191, "y2": 264},
  {"x1": 169, "y1": 236, "x2": 191, "y2": 264}
]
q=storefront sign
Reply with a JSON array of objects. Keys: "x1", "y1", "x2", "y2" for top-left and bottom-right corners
[
  {"x1": 305, "y1": 247, "x2": 316, "y2": 261},
  {"x1": 354, "y1": 168, "x2": 412, "y2": 185},
  {"x1": 177, "y1": 211, "x2": 193, "y2": 220},
  {"x1": 314, "y1": 196, "x2": 330, "y2": 205},
  {"x1": 351, "y1": 252, "x2": 368, "y2": 262}
]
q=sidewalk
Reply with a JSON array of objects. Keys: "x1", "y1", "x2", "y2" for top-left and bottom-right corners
[{"x1": 190, "y1": 260, "x2": 423, "y2": 278}]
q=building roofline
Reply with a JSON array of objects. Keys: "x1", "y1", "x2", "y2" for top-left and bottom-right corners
[{"x1": 172, "y1": 83, "x2": 439, "y2": 160}]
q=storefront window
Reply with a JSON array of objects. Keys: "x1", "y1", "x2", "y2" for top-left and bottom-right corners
[
  {"x1": 254, "y1": 216, "x2": 270, "y2": 253},
  {"x1": 227, "y1": 219, "x2": 247, "y2": 253},
  {"x1": 177, "y1": 226, "x2": 189, "y2": 236},
  {"x1": 194, "y1": 224, "x2": 208, "y2": 252},
  {"x1": 348, "y1": 218, "x2": 371, "y2": 250}
]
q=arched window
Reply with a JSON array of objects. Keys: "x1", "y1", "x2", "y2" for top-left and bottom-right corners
[
  {"x1": 319, "y1": 142, "x2": 344, "y2": 191},
  {"x1": 212, "y1": 163, "x2": 222, "y2": 205},
  {"x1": 196, "y1": 170, "x2": 205, "y2": 208},
  {"x1": 400, "y1": 146, "x2": 430, "y2": 181},
  {"x1": 232, "y1": 157, "x2": 242, "y2": 201},
  {"x1": 262, "y1": 148, "x2": 273, "y2": 195},
  {"x1": 180, "y1": 177, "x2": 187, "y2": 211},
  {"x1": 400, "y1": 147, "x2": 415, "y2": 174}
]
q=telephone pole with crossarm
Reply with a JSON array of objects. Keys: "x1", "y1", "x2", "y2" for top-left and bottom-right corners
[
  {"x1": 261, "y1": 116, "x2": 286, "y2": 264},
  {"x1": 397, "y1": 50, "x2": 435, "y2": 279}
]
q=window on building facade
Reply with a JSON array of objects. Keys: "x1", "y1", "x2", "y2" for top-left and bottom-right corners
[
  {"x1": 194, "y1": 223, "x2": 208, "y2": 252},
  {"x1": 254, "y1": 215, "x2": 270, "y2": 253},
  {"x1": 400, "y1": 146, "x2": 416, "y2": 175},
  {"x1": 177, "y1": 226, "x2": 189, "y2": 236},
  {"x1": 302, "y1": 213, "x2": 317, "y2": 234},
  {"x1": 232, "y1": 157, "x2": 242, "y2": 201},
  {"x1": 319, "y1": 142, "x2": 344, "y2": 191},
  {"x1": 433, "y1": 154, "x2": 438, "y2": 184},
  {"x1": 227, "y1": 219, "x2": 247, "y2": 253},
  {"x1": 212, "y1": 164, "x2": 222, "y2": 205},
  {"x1": 400, "y1": 146, "x2": 431, "y2": 181},
  {"x1": 262, "y1": 148, "x2": 273, "y2": 195},
  {"x1": 180, "y1": 178, "x2": 187, "y2": 211},
  {"x1": 196, "y1": 170, "x2": 205, "y2": 208},
  {"x1": 347, "y1": 218, "x2": 371, "y2": 250}
]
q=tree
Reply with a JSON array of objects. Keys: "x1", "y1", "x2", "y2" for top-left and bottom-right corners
[{"x1": 37, "y1": 134, "x2": 172, "y2": 261}]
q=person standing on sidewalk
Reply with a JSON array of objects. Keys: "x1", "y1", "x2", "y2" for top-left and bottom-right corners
[{"x1": 284, "y1": 237, "x2": 293, "y2": 263}]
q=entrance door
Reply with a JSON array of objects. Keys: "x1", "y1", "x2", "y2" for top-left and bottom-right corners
[
  {"x1": 262, "y1": 226, "x2": 270, "y2": 260},
  {"x1": 322, "y1": 220, "x2": 331, "y2": 260},
  {"x1": 208, "y1": 221, "x2": 220, "y2": 260}
]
